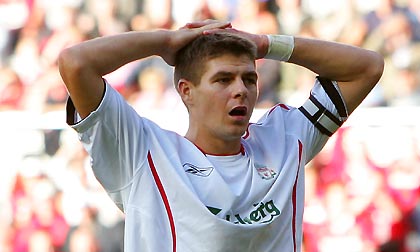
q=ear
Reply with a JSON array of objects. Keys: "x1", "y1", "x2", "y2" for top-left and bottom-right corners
[{"x1": 177, "y1": 78, "x2": 194, "y2": 106}]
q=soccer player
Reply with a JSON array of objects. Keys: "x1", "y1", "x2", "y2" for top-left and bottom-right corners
[{"x1": 58, "y1": 20, "x2": 384, "y2": 251}]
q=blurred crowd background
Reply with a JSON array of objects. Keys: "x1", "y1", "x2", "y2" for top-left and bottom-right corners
[{"x1": 0, "y1": 0, "x2": 419, "y2": 251}]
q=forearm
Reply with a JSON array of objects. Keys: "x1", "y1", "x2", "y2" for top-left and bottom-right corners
[
  {"x1": 60, "y1": 30, "x2": 170, "y2": 77},
  {"x1": 58, "y1": 30, "x2": 171, "y2": 118},
  {"x1": 288, "y1": 37, "x2": 383, "y2": 84},
  {"x1": 59, "y1": 20, "x2": 232, "y2": 119},
  {"x1": 263, "y1": 35, "x2": 384, "y2": 114}
]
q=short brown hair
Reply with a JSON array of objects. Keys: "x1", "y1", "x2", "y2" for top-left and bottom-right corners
[{"x1": 174, "y1": 33, "x2": 257, "y2": 86}]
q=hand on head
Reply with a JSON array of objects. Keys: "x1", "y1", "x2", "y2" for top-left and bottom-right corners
[
  {"x1": 162, "y1": 20, "x2": 232, "y2": 65},
  {"x1": 180, "y1": 19, "x2": 233, "y2": 30},
  {"x1": 182, "y1": 20, "x2": 269, "y2": 60},
  {"x1": 203, "y1": 27, "x2": 269, "y2": 59}
]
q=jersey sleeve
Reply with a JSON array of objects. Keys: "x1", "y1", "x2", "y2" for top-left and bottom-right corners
[
  {"x1": 298, "y1": 77, "x2": 348, "y2": 137},
  {"x1": 296, "y1": 77, "x2": 348, "y2": 161},
  {"x1": 66, "y1": 79, "x2": 149, "y2": 210},
  {"x1": 250, "y1": 76, "x2": 348, "y2": 164}
]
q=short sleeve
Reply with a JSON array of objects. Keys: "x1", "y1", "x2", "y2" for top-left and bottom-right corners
[
  {"x1": 65, "y1": 80, "x2": 149, "y2": 207},
  {"x1": 298, "y1": 77, "x2": 348, "y2": 137}
]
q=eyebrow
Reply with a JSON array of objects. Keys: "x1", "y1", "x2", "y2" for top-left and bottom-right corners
[
  {"x1": 211, "y1": 71, "x2": 258, "y2": 79},
  {"x1": 243, "y1": 71, "x2": 258, "y2": 79}
]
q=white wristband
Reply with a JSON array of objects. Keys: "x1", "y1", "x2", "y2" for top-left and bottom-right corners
[{"x1": 265, "y1": 35, "x2": 294, "y2": 62}]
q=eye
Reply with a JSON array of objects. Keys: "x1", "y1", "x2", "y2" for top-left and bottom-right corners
[
  {"x1": 243, "y1": 77, "x2": 257, "y2": 86},
  {"x1": 217, "y1": 77, "x2": 232, "y2": 84},
  {"x1": 242, "y1": 72, "x2": 258, "y2": 86}
]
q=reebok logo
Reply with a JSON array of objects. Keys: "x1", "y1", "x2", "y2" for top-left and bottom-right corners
[{"x1": 183, "y1": 163, "x2": 214, "y2": 177}]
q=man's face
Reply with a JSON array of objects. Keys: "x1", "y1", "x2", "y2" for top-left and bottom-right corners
[{"x1": 188, "y1": 54, "x2": 258, "y2": 142}]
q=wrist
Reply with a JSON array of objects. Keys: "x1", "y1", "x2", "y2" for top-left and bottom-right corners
[{"x1": 264, "y1": 35, "x2": 294, "y2": 62}]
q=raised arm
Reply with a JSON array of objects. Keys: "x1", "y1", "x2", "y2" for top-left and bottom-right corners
[
  {"x1": 58, "y1": 21, "x2": 231, "y2": 118},
  {"x1": 204, "y1": 27, "x2": 384, "y2": 114},
  {"x1": 288, "y1": 37, "x2": 384, "y2": 114}
]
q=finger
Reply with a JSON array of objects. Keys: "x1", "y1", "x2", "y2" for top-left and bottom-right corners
[
  {"x1": 185, "y1": 20, "x2": 231, "y2": 30},
  {"x1": 199, "y1": 23, "x2": 233, "y2": 35},
  {"x1": 178, "y1": 23, "x2": 199, "y2": 30},
  {"x1": 185, "y1": 19, "x2": 219, "y2": 28},
  {"x1": 202, "y1": 27, "x2": 238, "y2": 35}
]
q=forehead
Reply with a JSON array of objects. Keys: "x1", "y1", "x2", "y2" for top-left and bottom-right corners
[{"x1": 203, "y1": 54, "x2": 256, "y2": 76}]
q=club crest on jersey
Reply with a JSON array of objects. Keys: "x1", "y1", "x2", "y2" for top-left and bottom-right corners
[
  {"x1": 183, "y1": 163, "x2": 214, "y2": 177},
  {"x1": 255, "y1": 165, "x2": 276, "y2": 180}
]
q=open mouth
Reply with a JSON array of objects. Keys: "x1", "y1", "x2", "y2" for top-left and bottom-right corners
[{"x1": 229, "y1": 106, "x2": 248, "y2": 117}]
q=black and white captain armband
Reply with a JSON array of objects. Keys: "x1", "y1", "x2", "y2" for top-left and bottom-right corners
[
  {"x1": 298, "y1": 95, "x2": 344, "y2": 136},
  {"x1": 299, "y1": 77, "x2": 349, "y2": 137},
  {"x1": 264, "y1": 35, "x2": 294, "y2": 62}
]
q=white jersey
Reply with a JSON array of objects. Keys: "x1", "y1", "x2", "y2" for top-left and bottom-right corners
[{"x1": 66, "y1": 77, "x2": 348, "y2": 252}]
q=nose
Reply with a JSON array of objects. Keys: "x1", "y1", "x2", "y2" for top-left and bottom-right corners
[{"x1": 233, "y1": 78, "x2": 248, "y2": 99}]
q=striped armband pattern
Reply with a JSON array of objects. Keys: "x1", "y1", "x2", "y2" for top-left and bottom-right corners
[{"x1": 298, "y1": 95, "x2": 344, "y2": 136}]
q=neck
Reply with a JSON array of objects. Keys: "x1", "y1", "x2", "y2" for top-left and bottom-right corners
[{"x1": 185, "y1": 131, "x2": 242, "y2": 156}]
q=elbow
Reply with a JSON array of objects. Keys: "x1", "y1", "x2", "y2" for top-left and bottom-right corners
[
  {"x1": 365, "y1": 51, "x2": 385, "y2": 87},
  {"x1": 58, "y1": 47, "x2": 86, "y2": 90}
]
